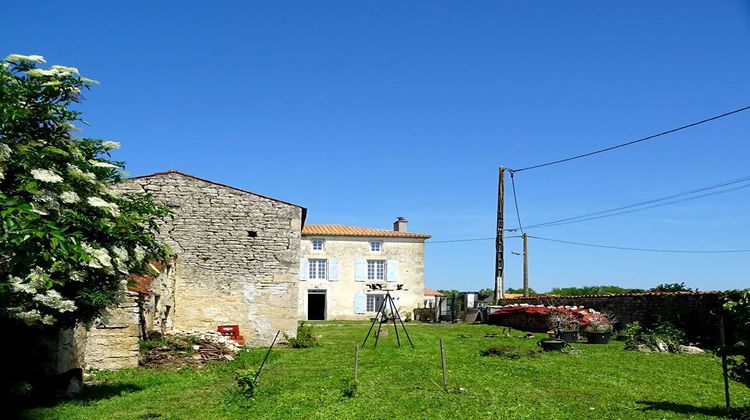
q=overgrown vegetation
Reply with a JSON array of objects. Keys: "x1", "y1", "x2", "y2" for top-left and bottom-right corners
[
  {"x1": 235, "y1": 369, "x2": 257, "y2": 398},
  {"x1": 285, "y1": 322, "x2": 319, "y2": 348},
  {"x1": 23, "y1": 322, "x2": 750, "y2": 419},
  {"x1": 624, "y1": 321, "x2": 687, "y2": 352},
  {"x1": 724, "y1": 289, "x2": 750, "y2": 387},
  {"x1": 0, "y1": 54, "x2": 170, "y2": 328}
]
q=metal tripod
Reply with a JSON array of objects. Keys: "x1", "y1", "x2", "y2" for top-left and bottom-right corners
[{"x1": 361, "y1": 290, "x2": 414, "y2": 349}]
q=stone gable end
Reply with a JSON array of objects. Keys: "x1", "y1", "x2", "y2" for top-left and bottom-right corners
[{"x1": 116, "y1": 171, "x2": 303, "y2": 346}]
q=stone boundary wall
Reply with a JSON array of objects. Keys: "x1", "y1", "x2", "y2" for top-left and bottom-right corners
[
  {"x1": 497, "y1": 291, "x2": 739, "y2": 345},
  {"x1": 84, "y1": 291, "x2": 141, "y2": 370}
]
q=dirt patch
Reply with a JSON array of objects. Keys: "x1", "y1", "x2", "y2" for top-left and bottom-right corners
[{"x1": 139, "y1": 334, "x2": 237, "y2": 368}]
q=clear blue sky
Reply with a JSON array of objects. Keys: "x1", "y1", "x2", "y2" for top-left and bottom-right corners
[{"x1": 4, "y1": 1, "x2": 750, "y2": 292}]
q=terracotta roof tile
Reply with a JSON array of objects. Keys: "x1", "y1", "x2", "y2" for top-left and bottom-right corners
[
  {"x1": 424, "y1": 288, "x2": 444, "y2": 297},
  {"x1": 302, "y1": 224, "x2": 431, "y2": 239}
]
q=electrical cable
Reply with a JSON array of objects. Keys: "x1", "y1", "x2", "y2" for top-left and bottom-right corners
[
  {"x1": 510, "y1": 105, "x2": 750, "y2": 173},
  {"x1": 528, "y1": 235, "x2": 750, "y2": 253}
]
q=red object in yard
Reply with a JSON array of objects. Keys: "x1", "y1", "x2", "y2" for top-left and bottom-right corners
[
  {"x1": 217, "y1": 325, "x2": 245, "y2": 345},
  {"x1": 218, "y1": 325, "x2": 240, "y2": 337}
]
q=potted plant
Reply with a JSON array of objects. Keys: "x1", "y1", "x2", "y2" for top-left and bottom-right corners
[
  {"x1": 584, "y1": 313, "x2": 615, "y2": 344},
  {"x1": 547, "y1": 310, "x2": 581, "y2": 343}
]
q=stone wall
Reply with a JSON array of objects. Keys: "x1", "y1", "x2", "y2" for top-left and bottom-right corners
[
  {"x1": 497, "y1": 291, "x2": 737, "y2": 345},
  {"x1": 118, "y1": 171, "x2": 304, "y2": 346},
  {"x1": 84, "y1": 291, "x2": 141, "y2": 370}
]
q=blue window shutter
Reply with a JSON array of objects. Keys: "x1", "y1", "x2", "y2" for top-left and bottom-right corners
[
  {"x1": 329, "y1": 259, "x2": 339, "y2": 281},
  {"x1": 299, "y1": 258, "x2": 308, "y2": 281},
  {"x1": 387, "y1": 260, "x2": 398, "y2": 282},
  {"x1": 354, "y1": 292, "x2": 366, "y2": 314},
  {"x1": 355, "y1": 259, "x2": 366, "y2": 282}
]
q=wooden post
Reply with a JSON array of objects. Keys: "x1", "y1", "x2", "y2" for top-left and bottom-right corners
[
  {"x1": 523, "y1": 232, "x2": 529, "y2": 298},
  {"x1": 353, "y1": 344, "x2": 359, "y2": 380},
  {"x1": 719, "y1": 316, "x2": 731, "y2": 411},
  {"x1": 439, "y1": 338, "x2": 448, "y2": 391},
  {"x1": 494, "y1": 166, "x2": 506, "y2": 304}
]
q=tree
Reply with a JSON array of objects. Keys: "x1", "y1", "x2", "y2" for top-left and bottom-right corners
[
  {"x1": 649, "y1": 282, "x2": 693, "y2": 292},
  {"x1": 549, "y1": 285, "x2": 645, "y2": 296},
  {"x1": 505, "y1": 287, "x2": 537, "y2": 295},
  {"x1": 0, "y1": 54, "x2": 170, "y2": 328}
]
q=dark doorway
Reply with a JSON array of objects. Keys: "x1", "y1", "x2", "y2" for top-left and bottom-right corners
[{"x1": 307, "y1": 290, "x2": 326, "y2": 320}]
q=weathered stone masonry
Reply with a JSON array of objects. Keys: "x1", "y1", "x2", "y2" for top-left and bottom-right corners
[{"x1": 116, "y1": 170, "x2": 306, "y2": 346}]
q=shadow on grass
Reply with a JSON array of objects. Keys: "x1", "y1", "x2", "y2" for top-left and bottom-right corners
[
  {"x1": 26, "y1": 382, "x2": 144, "y2": 409},
  {"x1": 72, "y1": 382, "x2": 144, "y2": 404},
  {"x1": 637, "y1": 401, "x2": 750, "y2": 418}
]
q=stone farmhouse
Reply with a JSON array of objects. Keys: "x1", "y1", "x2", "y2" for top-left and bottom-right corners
[
  {"x1": 83, "y1": 171, "x2": 429, "y2": 369},
  {"x1": 115, "y1": 170, "x2": 306, "y2": 347},
  {"x1": 299, "y1": 218, "x2": 431, "y2": 321}
]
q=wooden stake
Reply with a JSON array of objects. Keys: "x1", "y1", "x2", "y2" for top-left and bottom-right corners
[
  {"x1": 719, "y1": 316, "x2": 731, "y2": 411},
  {"x1": 494, "y1": 166, "x2": 506, "y2": 304},
  {"x1": 353, "y1": 344, "x2": 359, "y2": 380},
  {"x1": 440, "y1": 338, "x2": 448, "y2": 391}
]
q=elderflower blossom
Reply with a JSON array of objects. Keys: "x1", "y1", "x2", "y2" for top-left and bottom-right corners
[
  {"x1": 49, "y1": 65, "x2": 79, "y2": 76},
  {"x1": 5, "y1": 54, "x2": 46, "y2": 64},
  {"x1": 112, "y1": 246, "x2": 129, "y2": 262},
  {"x1": 0, "y1": 142, "x2": 10, "y2": 161},
  {"x1": 26, "y1": 267, "x2": 49, "y2": 288},
  {"x1": 133, "y1": 247, "x2": 146, "y2": 263},
  {"x1": 41, "y1": 315, "x2": 56, "y2": 325},
  {"x1": 82, "y1": 243, "x2": 113, "y2": 269},
  {"x1": 31, "y1": 169, "x2": 63, "y2": 183},
  {"x1": 9, "y1": 276, "x2": 36, "y2": 294},
  {"x1": 26, "y1": 68, "x2": 57, "y2": 77},
  {"x1": 15, "y1": 309, "x2": 43, "y2": 324},
  {"x1": 34, "y1": 289, "x2": 77, "y2": 313},
  {"x1": 69, "y1": 271, "x2": 86, "y2": 282},
  {"x1": 101, "y1": 141, "x2": 121, "y2": 150},
  {"x1": 31, "y1": 204, "x2": 48, "y2": 215},
  {"x1": 89, "y1": 160, "x2": 119, "y2": 169},
  {"x1": 87, "y1": 196, "x2": 120, "y2": 217},
  {"x1": 60, "y1": 191, "x2": 80, "y2": 204},
  {"x1": 67, "y1": 164, "x2": 97, "y2": 182}
]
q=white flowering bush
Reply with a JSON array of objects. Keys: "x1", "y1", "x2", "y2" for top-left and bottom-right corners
[{"x1": 0, "y1": 54, "x2": 171, "y2": 328}]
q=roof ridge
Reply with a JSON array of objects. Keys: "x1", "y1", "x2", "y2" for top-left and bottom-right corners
[{"x1": 129, "y1": 169, "x2": 307, "y2": 211}]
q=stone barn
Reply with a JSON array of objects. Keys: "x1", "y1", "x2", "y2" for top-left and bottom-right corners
[{"x1": 116, "y1": 170, "x2": 306, "y2": 346}]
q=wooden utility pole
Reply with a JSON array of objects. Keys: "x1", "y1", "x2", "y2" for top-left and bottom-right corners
[
  {"x1": 494, "y1": 166, "x2": 506, "y2": 304},
  {"x1": 523, "y1": 232, "x2": 529, "y2": 297}
]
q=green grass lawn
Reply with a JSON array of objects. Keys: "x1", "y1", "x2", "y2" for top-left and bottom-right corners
[{"x1": 24, "y1": 322, "x2": 750, "y2": 419}]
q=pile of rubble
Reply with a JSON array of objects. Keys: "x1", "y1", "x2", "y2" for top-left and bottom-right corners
[
  {"x1": 140, "y1": 330, "x2": 243, "y2": 368},
  {"x1": 168, "y1": 330, "x2": 243, "y2": 353}
]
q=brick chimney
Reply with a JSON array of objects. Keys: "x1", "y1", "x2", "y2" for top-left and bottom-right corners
[{"x1": 393, "y1": 217, "x2": 408, "y2": 232}]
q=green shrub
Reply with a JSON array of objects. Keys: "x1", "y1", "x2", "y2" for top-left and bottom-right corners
[
  {"x1": 724, "y1": 289, "x2": 750, "y2": 387},
  {"x1": 285, "y1": 323, "x2": 319, "y2": 348},
  {"x1": 480, "y1": 345, "x2": 539, "y2": 360},
  {"x1": 625, "y1": 321, "x2": 686, "y2": 352},
  {"x1": 235, "y1": 368, "x2": 257, "y2": 398},
  {"x1": 340, "y1": 377, "x2": 358, "y2": 398},
  {"x1": 618, "y1": 321, "x2": 642, "y2": 340}
]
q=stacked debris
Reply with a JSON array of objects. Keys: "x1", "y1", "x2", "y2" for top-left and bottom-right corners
[{"x1": 139, "y1": 331, "x2": 242, "y2": 368}]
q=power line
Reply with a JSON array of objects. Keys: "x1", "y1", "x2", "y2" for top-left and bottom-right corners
[
  {"x1": 428, "y1": 235, "x2": 521, "y2": 244},
  {"x1": 510, "y1": 105, "x2": 750, "y2": 173},
  {"x1": 509, "y1": 171, "x2": 524, "y2": 232},
  {"x1": 528, "y1": 235, "x2": 750, "y2": 253},
  {"x1": 506, "y1": 174, "x2": 750, "y2": 231}
]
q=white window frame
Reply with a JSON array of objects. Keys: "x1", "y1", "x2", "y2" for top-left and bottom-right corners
[
  {"x1": 311, "y1": 239, "x2": 325, "y2": 252},
  {"x1": 366, "y1": 293, "x2": 385, "y2": 312},
  {"x1": 367, "y1": 260, "x2": 386, "y2": 281},
  {"x1": 308, "y1": 259, "x2": 327, "y2": 280},
  {"x1": 369, "y1": 240, "x2": 382, "y2": 253}
]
